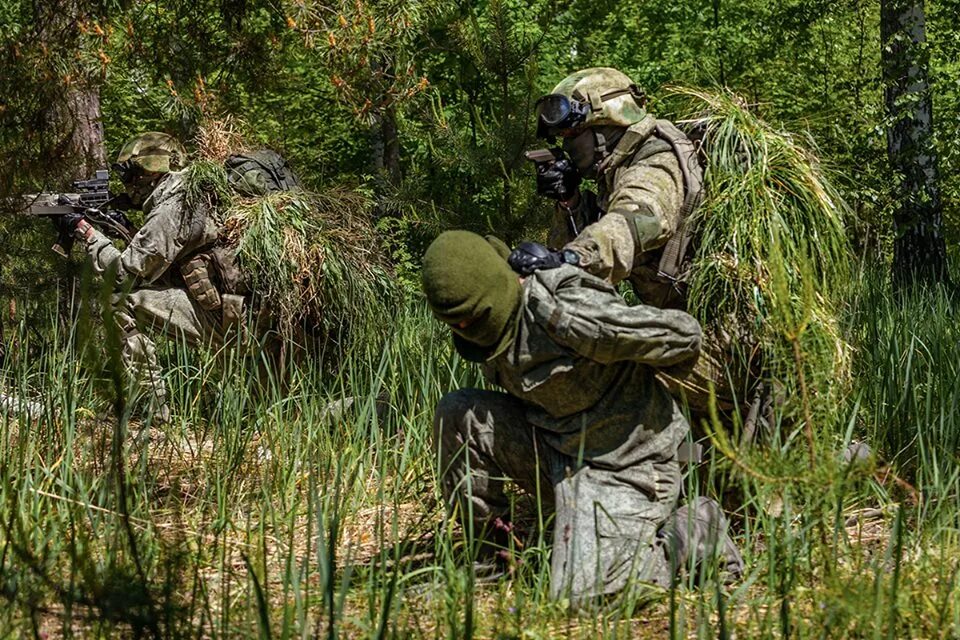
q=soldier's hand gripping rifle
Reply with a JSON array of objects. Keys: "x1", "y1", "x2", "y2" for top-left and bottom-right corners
[
  {"x1": 525, "y1": 148, "x2": 582, "y2": 201},
  {"x1": 525, "y1": 148, "x2": 583, "y2": 235},
  {"x1": 16, "y1": 169, "x2": 137, "y2": 257}
]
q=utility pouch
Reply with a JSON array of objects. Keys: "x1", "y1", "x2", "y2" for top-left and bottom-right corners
[
  {"x1": 209, "y1": 245, "x2": 249, "y2": 295},
  {"x1": 676, "y1": 441, "x2": 704, "y2": 464},
  {"x1": 181, "y1": 254, "x2": 222, "y2": 311},
  {"x1": 221, "y1": 293, "x2": 245, "y2": 328}
]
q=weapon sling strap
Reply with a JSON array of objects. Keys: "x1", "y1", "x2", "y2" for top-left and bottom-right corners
[{"x1": 654, "y1": 120, "x2": 705, "y2": 281}]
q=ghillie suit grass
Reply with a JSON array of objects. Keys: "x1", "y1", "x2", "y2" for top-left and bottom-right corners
[
  {"x1": 183, "y1": 119, "x2": 398, "y2": 363},
  {"x1": 669, "y1": 87, "x2": 853, "y2": 431}
]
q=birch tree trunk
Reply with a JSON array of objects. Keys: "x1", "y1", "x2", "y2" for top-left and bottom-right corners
[{"x1": 880, "y1": 0, "x2": 949, "y2": 287}]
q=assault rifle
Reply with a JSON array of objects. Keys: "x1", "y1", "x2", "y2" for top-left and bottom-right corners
[
  {"x1": 525, "y1": 148, "x2": 582, "y2": 234},
  {"x1": 14, "y1": 169, "x2": 137, "y2": 257},
  {"x1": 524, "y1": 147, "x2": 577, "y2": 202}
]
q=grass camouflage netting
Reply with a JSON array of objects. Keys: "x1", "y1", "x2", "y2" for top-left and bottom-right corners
[
  {"x1": 669, "y1": 87, "x2": 854, "y2": 418},
  {"x1": 183, "y1": 119, "x2": 398, "y2": 357}
]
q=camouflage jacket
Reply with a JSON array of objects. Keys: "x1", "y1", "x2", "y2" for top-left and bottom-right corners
[
  {"x1": 548, "y1": 115, "x2": 700, "y2": 309},
  {"x1": 80, "y1": 171, "x2": 219, "y2": 287},
  {"x1": 481, "y1": 265, "x2": 701, "y2": 469}
]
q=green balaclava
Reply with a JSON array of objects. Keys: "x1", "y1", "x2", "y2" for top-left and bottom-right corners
[{"x1": 422, "y1": 230, "x2": 522, "y2": 362}]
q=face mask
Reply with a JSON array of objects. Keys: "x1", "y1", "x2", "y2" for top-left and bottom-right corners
[
  {"x1": 125, "y1": 175, "x2": 160, "y2": 208},
  {"x1": 562, "y1": 126, "x2": 629, "y2": 179},
  {"x1": 562, "y1": 129, "x2": 601, "y2": 178}
]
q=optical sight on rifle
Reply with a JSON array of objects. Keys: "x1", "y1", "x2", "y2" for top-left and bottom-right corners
[{"x1": 14, "y1": 169, "x2": 137, "y2": 257}]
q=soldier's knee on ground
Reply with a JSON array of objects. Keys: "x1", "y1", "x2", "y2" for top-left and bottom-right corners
[
  {"x1": 110, "y1": 296, "x2": 139, "y2": 336},
  {"x1": 432, "y1": 389, "x2": 479, "y2": 456}
]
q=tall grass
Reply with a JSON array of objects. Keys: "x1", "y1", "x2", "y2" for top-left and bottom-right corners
[
  {"x1": 668, "y1": 87, "x2": 854, "y2": 424},
  {"x1": 0, "y1": 267, "x2": 958, "y2": 637}
]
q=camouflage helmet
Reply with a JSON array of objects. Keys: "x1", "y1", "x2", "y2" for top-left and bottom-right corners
[
  {"x1": 536, "y1": 67, "x2": 646, "y2": 137},
  {"x1": 114, "y1": 132, "x2": 187, "y2": 178}
]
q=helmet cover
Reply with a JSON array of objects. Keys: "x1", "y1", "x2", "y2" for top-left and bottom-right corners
[
  {"x1": 115, "y1": 132, "x2": 187, "y2": 176},
  {"x1": 547, "y1": 67, "x2": 646, "y2": 130}
]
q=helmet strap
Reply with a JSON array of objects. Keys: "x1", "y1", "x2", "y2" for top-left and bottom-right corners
[
  {"x1": 594, "y1": 131, "x2": 608, "y2": 159},
  {"x1": 587, "y1": 90, "x2": 604, "y2": 112}
]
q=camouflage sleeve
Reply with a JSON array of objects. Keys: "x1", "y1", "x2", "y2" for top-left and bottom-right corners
[
  {"x1": 80, "y1": 229, "x2": 128, "y2": 287},
  {"x1": 565, "y1": 138, "x2": 684, "y2": 283},
  {"x1": 532, "y1": 267, "x2": 701, "y2": 367},
  {"x1": 80, "y1": 181, "x2": 215, "y2": 286},
  {"x1": 79, "y1": 193, "x2": 186, "y2": 286}
]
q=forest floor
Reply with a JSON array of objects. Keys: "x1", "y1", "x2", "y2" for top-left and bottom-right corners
[{"x1": 3, "y1": 281, "x2": 960, "y2": 638}]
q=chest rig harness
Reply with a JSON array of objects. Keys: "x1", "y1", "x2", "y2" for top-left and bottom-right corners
[{"x1": 596, "y1": 117, "x2": 705, "y2": 287}]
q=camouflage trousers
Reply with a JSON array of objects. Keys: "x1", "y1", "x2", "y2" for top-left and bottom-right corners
[
  {"x1": 111, "y1": 286, "x2": 233, "y2": 418},
  {"x1": 433, "y1": 389, "x2": 743, "y2": 605}
]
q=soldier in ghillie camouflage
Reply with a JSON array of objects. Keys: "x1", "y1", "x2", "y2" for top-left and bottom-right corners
[
  {"x1": 423, "y1": 230, "x2": 742, "y2": 607},
  {"x1": 58, "y1": 132, "x2": 256, "y2": 423},
  {"x1": 511, "y1": 67, "x2": 740, "y2": 424}
]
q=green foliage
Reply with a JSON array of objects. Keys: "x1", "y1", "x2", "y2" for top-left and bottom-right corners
[
  {"x1": 0, "y1": 278, "x2": 960, "y2": 636},
  {"x1": 3, "y1": 1, "x2": 960, "y2": 633},
  {"x1": 849, "y1": 270, "x2": 960, "y2": 478},
  {"x1": 181, "y1": 160, "x2": 399, "y2": 356},
  {"x1": 675, "y1": 86, "x2": 853, "y2": 418}
]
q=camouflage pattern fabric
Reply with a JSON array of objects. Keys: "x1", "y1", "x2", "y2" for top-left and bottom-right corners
[
  {"x1": 78, "y1": 170, "x2": 238, "y2": 418},
  {"x1": 549, "y1": 67, "x2": 647, "y2": 129},
  {"x1": 547, "y1": 117, "x2": 745, "y2": 416},
  {"x1": 551, "y1": 116, "x2": 685, "y2": 295},
  {"x1": 82, "y1": 171, "x2": 219, "y2": 287},
  {"x1": 111, "y1": 286, "x2": 229, "y2": 417},
  {"x1": 434, "y1": 266, "x2": 742, "y2": 605},
  {"x1": 116, "y1": 132, "x2": 187, "y2": 175}
]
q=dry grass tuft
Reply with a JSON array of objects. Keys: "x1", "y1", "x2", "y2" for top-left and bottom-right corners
[
  {"x1": 183, "y1": 125, "x2": 399, "y2": 357},
  {"x1": 193, "y1": 116, "x2": 251, "y2": 163}
]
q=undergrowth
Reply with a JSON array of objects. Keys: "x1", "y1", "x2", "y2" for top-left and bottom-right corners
[
  {"x1": 668, "y1": 86, "x2": 854, "y2": 424},
  {"x1": 0, "y1": 268, "x2": 957, "y2": 638}
]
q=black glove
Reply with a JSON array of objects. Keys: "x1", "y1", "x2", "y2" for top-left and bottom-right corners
[
  {"x1": 507, "y1": 242, "x2": 580, "y2": 276},
  {"x1": 536, "y1": 156, "x2": 581, "y2": 201},
  {"x1": 50, "y1": 211, "x2": 87, "y2": 238}
]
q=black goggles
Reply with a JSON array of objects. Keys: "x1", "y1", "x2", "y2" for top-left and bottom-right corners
[{"x1": 535, "y1": 94, "x2": 589, "y2": 139}]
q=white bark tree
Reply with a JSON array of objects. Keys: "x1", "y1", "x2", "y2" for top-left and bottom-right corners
[{"x1": 880, "y1": 0, "x2": 949, "y2": 287}]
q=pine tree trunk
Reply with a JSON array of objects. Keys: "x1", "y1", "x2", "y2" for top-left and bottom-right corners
[
  {"x1": 52, "y1": 84, "x2": 107, "y2": 182},
  {"x1": 880, "y1": 0, "x2": 949, "y2": 287},
  {"x1": 380, "y1": 103, "x2": 402, "y2": 184},
  {"x1": 371, "y1": 105, "x2": 401, "y2": 191},
  {"x1": 41, "y1": 1, "x2": 107, "y2": 185}
]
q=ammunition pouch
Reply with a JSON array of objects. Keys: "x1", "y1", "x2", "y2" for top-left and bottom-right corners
[
  {"x1": 208, "y1": 245, "x2": 249, "y2": 296},
  {"x1": 180, "y1": 254, "x2": 222, "y2": 311}
]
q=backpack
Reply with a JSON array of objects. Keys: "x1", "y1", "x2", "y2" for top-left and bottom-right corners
[
  {"x1": 225, "y1": 149, "x2": 302, "y2": 196},
  {"x1": 180, "y1": 150, "x2": 302, "y2": 313}
]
